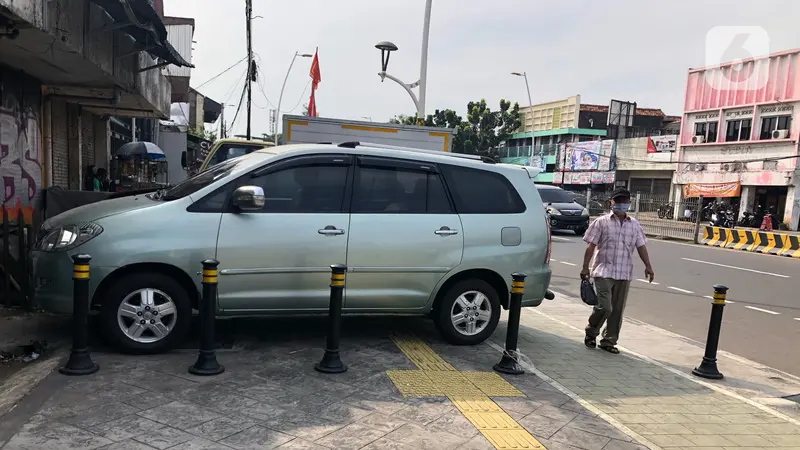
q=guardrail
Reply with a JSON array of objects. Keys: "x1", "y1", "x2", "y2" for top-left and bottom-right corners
[{"x1": 700, "y1": 226, "x2": 800, "y2": 257}]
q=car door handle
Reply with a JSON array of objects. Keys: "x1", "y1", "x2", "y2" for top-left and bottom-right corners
[
  {"x1": 318, "y1": 226, "x2": 345, "y2": 236},
  {"x1": 434, "y1": 226, "x2": 459, "y2": 236}
]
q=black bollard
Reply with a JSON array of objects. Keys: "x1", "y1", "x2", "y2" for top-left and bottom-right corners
[
  {"x1": 494, "y1": 273, "x2": 527, "y2": 375},
  {"x1": 189, "y1": 259, "x2": 225, "y2": 376},
  {"x1": 59, "y1": 254, "x2": 99, "y2": 376},
  {"x1": 692, "y1": 285, "x2": 728, "y2": 380},
  {"x1": 315, "y1": 264, "x2": 347, "y2": 374}
]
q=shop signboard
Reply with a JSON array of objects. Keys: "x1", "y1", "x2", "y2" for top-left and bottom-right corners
[
  {"x1": 682, "y1": 181, "x2": 741, "y2": 198},
  {"x1": 646, "y1": 135, "x2": 677, "y2": 153},
  {"x1": 560, "y1": 140, "x2": 615, "y2": 171},
  {"x1": 556, "y1": 171, "x2": 615, "y2": 185}
]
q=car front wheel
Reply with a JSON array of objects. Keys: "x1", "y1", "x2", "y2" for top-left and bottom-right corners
[
  {"x1": 435, "y1": 279, "x2": 500, "y2": 345},
  {"x1": 100, "y1": 272, "x2": 192, "y2": 354}
]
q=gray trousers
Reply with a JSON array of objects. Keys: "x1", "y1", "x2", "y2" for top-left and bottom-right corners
[{"x1": 585, "y1": 277, "x2": 631, "y2": 346}]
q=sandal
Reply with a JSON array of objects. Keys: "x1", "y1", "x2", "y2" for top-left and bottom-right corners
[
  {"x1": 599, "y1": 345, "x2": 620, "y2": 354},
  {"x1": 584, "y1": 337, "x2": 596, "y2": 348}
]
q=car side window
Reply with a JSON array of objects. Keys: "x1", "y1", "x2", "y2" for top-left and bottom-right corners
[
  {"x1": 250, "y1": 163, "x2": 350, "y2": 213},
  {"x1": 214, "y1": 144, "x2": 264, "y2": 165},
  {"x1": 352, "y1": 165, "x2": 453, "y2": 214},
  {"x1": 440, "y1": 165, "x2": 525, "y2": 214}
]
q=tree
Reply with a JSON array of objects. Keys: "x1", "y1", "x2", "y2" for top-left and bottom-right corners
[{"x1": 387, "y1": 99, "x2": 520, "y2": 159}]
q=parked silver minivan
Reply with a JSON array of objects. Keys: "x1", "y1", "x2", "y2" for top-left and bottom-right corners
[{"x1": 33, "y1": 143, "x2": 552, "y2": 353}]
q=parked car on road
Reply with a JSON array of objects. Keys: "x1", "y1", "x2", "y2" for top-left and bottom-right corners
[
  {"x1": 33, "y1": 143, "x2": 553, "y2": 353},
  {"x1": 536, "y1": 184, "x2": 590, "y2": 235}
]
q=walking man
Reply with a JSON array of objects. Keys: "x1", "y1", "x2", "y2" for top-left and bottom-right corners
[{"x1": 580, "y1": 188, "x2": 654, "y2": 354}]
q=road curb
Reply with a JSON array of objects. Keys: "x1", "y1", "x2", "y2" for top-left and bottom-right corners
[{"x1": 0, "y1": 349, "x2": 65, "y2": 419}]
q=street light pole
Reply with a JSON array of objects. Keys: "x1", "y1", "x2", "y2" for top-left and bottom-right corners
[
  {"x1": 245, "y1": 0, "x2": 253, "y2": 140},
  {"x1": 512, "y1": 71, "x2": 537, "y2": 162},
  {"x1": 275, "y1": 52, "x2": 313, "y2": 145},
  {"x1": 376, "y1": 0, "x2": 433, "y2": 123}
]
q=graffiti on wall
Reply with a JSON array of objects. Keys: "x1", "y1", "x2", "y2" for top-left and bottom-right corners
[{"x1": 0, "y1": 69, "x2": 42, "y2": 223}]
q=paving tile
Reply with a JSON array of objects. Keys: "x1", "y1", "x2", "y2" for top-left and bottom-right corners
[
  {"x1": 392, "y1": 401, "x2": 455, "y2": 426},
  {"x1": 381, "y1": 423, "x2": 469, "y2": 450},
  {"x1": 259, "y1": 409, "x2": 344, "y2": 441},
  {"x1": 342, "y1": 390, "x2": 408, "y2": 416},
  {"x1": 724, "y1": 434, "x2": 783, "y2": 446},
  {"x1": 185, "y1": 416, "x2": 260, "y2": 442},
  {"x1": 220, "y1": 426, "x2": 294, "y2": 449},
  {"x1": 492, "y1": 397, "x2": 542, "y2": 416},
  {"x1": 167, "y1": 437, "x2": 235, "y2": 449},
  {"x1": 89, "y1": 415, "x2": 167, "y2": 441},
  {"x1": 533, "y1": 404, "x2": 579, "y2": 423},
  {"x1": 60, "y1": 401, "x2": 142, "y2": 429},
  {"x1": 456, "y1": 434, "x2": 495, "y2": 450},
  {"x1": 4, "y1": 415, "x2": 114, "y2": 450},
  {"x1": 138, "y1": 401, "x2": 222, "y2": 430},
  {"x1": 680, "y1": 434, "x2": 737, "y2": 446},
  {"x1": 549, "y1": 426, "x2": 611, "y2": 450},
  {"x1": 275, "y1": 439, "x2": 332, "y2": 449},
  {"x1": 517, "y1": 412, "x2": 573, "y2": 439},
  {"x1": 314, "y1": 422, "x2": 387, "y2": 450},
  {"x1": 567, "y1": 414, "x2": 632, "y2": 441},
  {"x1": 98, "y1": 441, "x2": 160, "y2": 450},
  {"x1": 122, "y1": 391, "x2": 170, "y2": 410},
  {"x1": 133, "y1": 426, "x2": 194, "y2": 450},
  {"x1": 357, "y1": 412, "x2": 408, "y2": 434},
  {"x1": 600, "y1": 439, "x2": 649, "y2": 450},
  {"x1": 426, "y1": 410, "x2": 479, "y2": 438},
  {"x1": 765, "y1": 434, "x2": 800, "y2": 446}
]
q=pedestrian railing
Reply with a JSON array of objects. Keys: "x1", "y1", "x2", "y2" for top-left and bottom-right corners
[{"x1": 1, "y1": 208, "x2": 34, "y2": 309}]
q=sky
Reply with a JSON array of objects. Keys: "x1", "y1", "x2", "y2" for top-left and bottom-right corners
[{"x1": 164, "y1": 0, "x2": 800, "y2": 138}]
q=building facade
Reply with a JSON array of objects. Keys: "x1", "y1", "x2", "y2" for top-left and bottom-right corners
[
  {"x1": 0, "y1": 0, "x2": 189, "y2": 222},
  {"x1": 674, "y1": 48, "x2": 800, "y2": 230}
]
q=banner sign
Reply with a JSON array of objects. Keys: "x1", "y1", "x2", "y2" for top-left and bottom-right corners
[
  {"x1": 682, "y1": 182, "x2": 741, "y2": 198},
  {"x1": 646, "y1": 135, "x2": 677, "y2": 153},
  {"x1": 555, "y1": 171, "x2": 616, "y2": 185},
  {"x1": 560, "y1": 140, "x2": 615, "y2": 171}
]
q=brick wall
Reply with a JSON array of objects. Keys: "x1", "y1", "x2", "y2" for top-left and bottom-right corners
[{"x1": 51, "y1": 99, "x2": 69, "y2": 188}]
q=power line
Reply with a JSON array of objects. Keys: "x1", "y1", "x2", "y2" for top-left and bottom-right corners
[
  {"x1": 283, "y1": 79, "x2": 311, "y2": 114},
  {"x1": 227, "y1": 83, "x2": 248, "y2": 135},
  {"x1": 194, "y1": 56, "x2": 248, "y2": 90}
]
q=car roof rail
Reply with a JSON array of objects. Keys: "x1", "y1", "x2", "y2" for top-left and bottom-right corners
[{"x1": 336, "y1": 141, "x2": 495, "y2": 163}]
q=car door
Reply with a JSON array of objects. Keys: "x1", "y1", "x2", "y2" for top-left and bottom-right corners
[
  {"x1": 215, "y1": 154, "x2": 353, "y2": 311},
  {"x1": 345, "y1": 156, "x2": 463, "y2": 310}
]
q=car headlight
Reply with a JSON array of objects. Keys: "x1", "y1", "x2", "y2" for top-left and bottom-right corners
[
  {"x1": 36, "y1": 223, "x2": 103, "y2": 252},
  {"x1": 546, "y1": 207, "x2": 561, "y2": 216},
  {"x1": 582, "y1": 208, "x2": 590, "y2": 216}
]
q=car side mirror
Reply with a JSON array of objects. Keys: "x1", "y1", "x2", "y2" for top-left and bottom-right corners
[{"x1": 231, "y1": 185, "x2": 265, "y2": 211}]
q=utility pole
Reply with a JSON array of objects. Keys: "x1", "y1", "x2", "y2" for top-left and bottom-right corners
[{"x1": 245, "y1": 0, "x2": 253, "y2": 140}]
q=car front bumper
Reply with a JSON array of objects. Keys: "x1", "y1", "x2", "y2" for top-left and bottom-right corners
[
  {"x1": 548, "y1": 215, "x2": 589, "y2": 231},
  {"x1": 32, "y1": 251, "x2": 115, "y2": 314}
]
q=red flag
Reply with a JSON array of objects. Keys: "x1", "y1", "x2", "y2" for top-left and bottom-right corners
[
  {"x1": 307, "y1": 89, "x2": 317, "y2": 117},
  {"x1": 309, "y1": 49, "x2": 321, "y2": 90}
]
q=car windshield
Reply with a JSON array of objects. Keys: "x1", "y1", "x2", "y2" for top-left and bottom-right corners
[
  {"x1": 538, "y1": 188, "x2": 578, "y2": 204},
  {"x1": 156, "y1": 158, "x2": 244, "y2": 201}
]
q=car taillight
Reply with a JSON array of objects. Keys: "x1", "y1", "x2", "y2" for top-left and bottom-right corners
[{"x1": 545, "y1": 215, "x2": 552, "y2": 264}]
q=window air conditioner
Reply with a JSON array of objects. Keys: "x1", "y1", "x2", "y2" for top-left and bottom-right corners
[
  {"x1": 692, "y1": 135, "x2": 705, "y2": 144},
  {"x1": 772, "y1": 129, "x2": 789, "y2": 139}
]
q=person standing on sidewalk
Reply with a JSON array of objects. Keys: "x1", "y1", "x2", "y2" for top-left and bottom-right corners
[{"x1": 580, "y1": 188, "x2": 654, "y2": 354}]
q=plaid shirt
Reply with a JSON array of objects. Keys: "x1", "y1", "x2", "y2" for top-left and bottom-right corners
[{"x1": 583, "y1": 213, "x2": 647, "y2": 281}]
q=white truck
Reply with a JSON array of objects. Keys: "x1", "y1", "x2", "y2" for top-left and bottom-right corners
[{"x1": 282, "y1": 115, "x2": 454, "y2": 152}]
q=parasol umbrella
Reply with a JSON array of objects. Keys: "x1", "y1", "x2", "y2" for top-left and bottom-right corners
[{"x1": 115, "y1": 141, "x2": 166, "y2": 159}]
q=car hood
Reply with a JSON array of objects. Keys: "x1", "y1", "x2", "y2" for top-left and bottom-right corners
[
  {"x1": 544, "y1": 202, "x2": 584, "y2": 211},
  {"x1": 42, "y1": 195, "x2": 161, "y2": 230}
]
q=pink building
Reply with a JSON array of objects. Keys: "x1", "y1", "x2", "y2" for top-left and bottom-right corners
[{"x1": 675, "y1": 48, "x2": 800, "y2": 230}]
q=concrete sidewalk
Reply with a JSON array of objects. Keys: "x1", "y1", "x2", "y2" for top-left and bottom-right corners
[
  {"x1": 0, "y1": 300, "x2": 798, "y2": 450},
  {"x1": 496, "y1": 293, "x2": 800, "y2": 449}
]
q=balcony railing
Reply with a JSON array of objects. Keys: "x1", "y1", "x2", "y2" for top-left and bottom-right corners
[{"x1": 498, "y1": 144, "x2": 560, "y2": 159}]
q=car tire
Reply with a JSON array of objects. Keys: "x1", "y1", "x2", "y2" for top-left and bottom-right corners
[
  {"x1": 435, "y1": 279, "x2": 501, "y2": 346},
  {"x1": 574, "y1": 227, "x2": 587, "y2": 236},
  {"x1": 100, "y1": 271, "x2": 192, "y2": 354}
]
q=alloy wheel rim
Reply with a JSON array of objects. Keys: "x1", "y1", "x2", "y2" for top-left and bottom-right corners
[
  {"x1": 450, "y1": 290, "x2": 492, "y2": 336},
  {"x1": 116, "y1": 288, "x2": 177, "y2": 344}
]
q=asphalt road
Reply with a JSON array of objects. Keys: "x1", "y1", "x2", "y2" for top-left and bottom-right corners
[{"x1": 547, "y1": 230, "x2": 800, "y2": 377}]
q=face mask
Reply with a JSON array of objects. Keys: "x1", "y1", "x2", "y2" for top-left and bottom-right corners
[{"x1": 612, "y1": 203, "x2": 631, "y2": 213}]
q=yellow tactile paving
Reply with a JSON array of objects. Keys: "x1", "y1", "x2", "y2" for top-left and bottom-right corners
[
  {"x1": 388, "y1": 336, "x2": 547, "y2": 450},
  {"x1": 390, "y1": 335, "x2": 456, "y2": 371},
  {"x1": 463, "y1": 371, "x2": 526, "y2": 397}
]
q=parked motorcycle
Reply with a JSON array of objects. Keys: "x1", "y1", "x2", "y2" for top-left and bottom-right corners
[
  {"x1": 738, "y1": 211, "x2": 757, "y2": 227},
  {"x1": 709, "y1": 203, "x2": 736, "y2": 229},
  {"x1": 657, "y1": 203, "x2": 674, "y2": 219}
]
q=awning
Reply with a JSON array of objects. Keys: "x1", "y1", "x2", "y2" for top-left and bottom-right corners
[{"x1": 90, "y1": 0, "x2": 193, "y2": 68}]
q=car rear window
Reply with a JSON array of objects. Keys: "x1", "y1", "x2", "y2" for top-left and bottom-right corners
[
  {"x1": 440, "y1": 165, "x2": 525, "y2": 214},
  {"x1": 537, "y1": 188, "x2": 577, "y2": 204}
]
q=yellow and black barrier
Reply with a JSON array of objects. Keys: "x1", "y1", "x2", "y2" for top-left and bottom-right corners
[{"x1": 701, "y1": 226, "x2": 800, "y2": 257}]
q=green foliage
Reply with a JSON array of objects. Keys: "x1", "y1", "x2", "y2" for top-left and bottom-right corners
[
  {"x1": 388, "y1": 99, "x2": 521, "y2": 159},
  {"x1": 188, "y1": 127, "x2": 217, "y2": 142}
]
